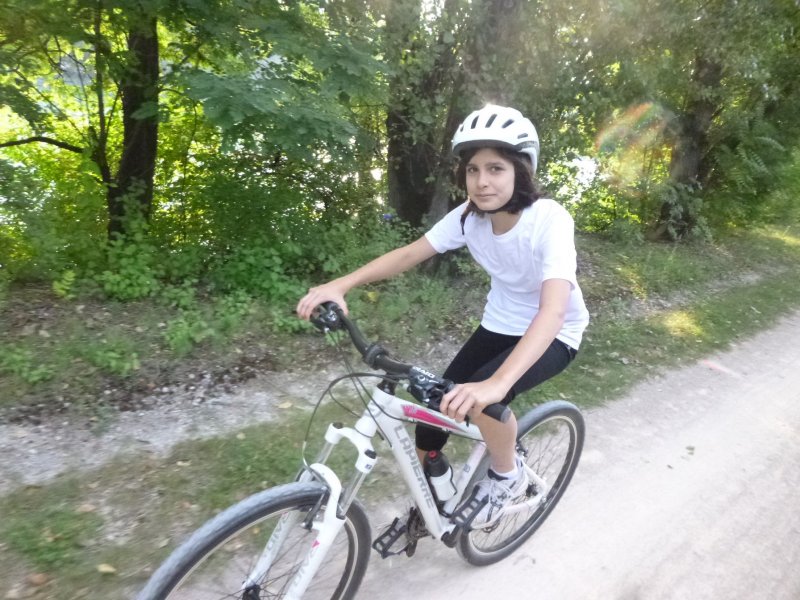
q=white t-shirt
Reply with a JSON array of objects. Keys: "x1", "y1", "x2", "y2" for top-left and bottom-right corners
[{"x1": 425, "y1": 199, "x2": 590, "y2": 349}]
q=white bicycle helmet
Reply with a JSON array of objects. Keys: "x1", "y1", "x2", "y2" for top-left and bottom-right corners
[{"x1": 451, "y1": 104, "x2": 540, "y2": 174}]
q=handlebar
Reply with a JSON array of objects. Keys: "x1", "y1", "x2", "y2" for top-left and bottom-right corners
[{"x1": 310, "y1": 302, "x2": 511, "y2": 423}]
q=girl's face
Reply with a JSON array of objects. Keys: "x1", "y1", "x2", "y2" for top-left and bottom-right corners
[{"x1": 465, "y1": 147, "x2": 515, "y2": 212}]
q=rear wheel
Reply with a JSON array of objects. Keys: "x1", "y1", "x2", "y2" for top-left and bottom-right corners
[
  {"x1": 457, "y1": 400, "x2": 584, "y2": 566},
  {"x1": 137, "y1": 482, "x2": 371, "y2": 600}
]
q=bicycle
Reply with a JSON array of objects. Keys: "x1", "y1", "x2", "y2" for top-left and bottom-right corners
[{"x1": 137, "y1": 302, "x2": 585, "y2": 600}]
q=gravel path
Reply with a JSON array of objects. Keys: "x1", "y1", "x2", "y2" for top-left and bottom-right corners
[{"x1": 355, "y1": 309, "x2": 800, "y2": 600}]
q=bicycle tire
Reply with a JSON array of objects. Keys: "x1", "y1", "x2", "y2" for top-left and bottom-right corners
[
  {"x1": 456, "y1": 400, "x2": 585, "y2": 566},
  {"x1": 137, "y1": 482, "x2": 371, "y2": 600}
]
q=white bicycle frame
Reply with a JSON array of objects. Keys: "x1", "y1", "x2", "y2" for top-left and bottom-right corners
[{"x1": 243, "y1": 384, "x2": 548, "y2": 599}]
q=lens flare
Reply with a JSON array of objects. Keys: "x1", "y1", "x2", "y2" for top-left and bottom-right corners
[
  {"x1": 594, "y1": 102, "x2": 672, "y2": 191},
  {"x1": 596, "y1": 102, "x2": 669, "y2": 155}
]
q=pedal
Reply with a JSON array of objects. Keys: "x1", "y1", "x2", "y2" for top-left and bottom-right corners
[
  {"x1": 451, "y1": 490, "x2": 487, "y2": 531},
  {"x1": 372, "y1": 507, "x2": 431, "y2": 559},
  {"x1": 371, "y1": 517, "x2": 410, "y2": 559}
]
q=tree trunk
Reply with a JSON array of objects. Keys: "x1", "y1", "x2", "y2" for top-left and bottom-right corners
[
  {"x1": 107, "y1": 14, "x2": 159, "y2": 240},
  {"x1": 426, "y1": 0, "x2": 525, "y2": 225},
  {"x1": 427, "y1": 77, "x2": 468, "y2": 223},
  {"x1": 385, "y1": 0, "x2": 525, "y2": 228},
  {"x1": 386, "y1": 105, "x2": 439, "y2": 226},
  {"x1": 652, "y1": 54, "x2": 721, "y2": 240},
  {"x1": 384, "y1": 0, "x2": 454, "y2": 227}
]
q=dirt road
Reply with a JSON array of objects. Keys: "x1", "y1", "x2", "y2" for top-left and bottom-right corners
[
  {"x1": 355, "y1": 310, "x2": 800, "y2": 600},
  {"x1": 2, "y1": 311, "x2": 798, "y2": 599}
]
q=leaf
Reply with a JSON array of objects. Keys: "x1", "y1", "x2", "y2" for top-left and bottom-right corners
[
  {"x1": 277, "y1": 401, "x2": 293, "y2": 410},
  {"x1": 96, "y1": 563, "x2": 117, "y2": 574},
  {"x1": 26, "y1": 573, "x2": 49, "y2": 587},
  {"x1": 131, "y1": 101, "x2": 159, "y2": 120}
]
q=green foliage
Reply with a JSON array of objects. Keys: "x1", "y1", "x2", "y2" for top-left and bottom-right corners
[
  {"x1": 52, "y1": 269, "x2": 77, "y2": 300},
  {"x1": 310, "y1": 217, "x2": 416, "y2": 277},
  {"x1": 211, "y1": 244, "x2": 301, "y2": 300},
  {"x1": 1, "y1": 0, "x2": 386, "y2": 286},
  {"x1": 170, "y1": 0, "x2": 384, "y2": 156},
  {"x1": 83, "y1": 337, "x2": 141, "y2": 377},
  {"x1": 203, "y1": 209, "x2": 414, "y2": 304},
  {"x1": 759, "y1": 147, "x2": 800, "y2": 225},
  {"x1": 159, "y1": 282, "x2": 199, "y2": 311},
  {"x1": 706, "y1": 117, "x2": 792, "y2": 228},
  {"x1": 164, "y1": 312, "x2": 216, "y2": 356},
  {"x1": 604, "y1": 219, "x2": 645, "y2": 244},
  {"x1": 163, "y1": 291, "x2": 255, "y2": 355},
  {"x1": 215, "y1": 290, "x2": 255, "y2": 333},
  {"x1": 655, "y1": 182, "x2": 712, "y2": 242},
  {"x1": 0, "y1": 156, "x2": 106, "y2": 283},
  {"x1": 97, "y1": 232, "x2": 162, "y2": 301},
  {"x1": 0, "y1": 345, "x2": 54, "y2": 384},
  {"x1": 0, "y1": 272, "x2": 8, "y2": 309},
  {"x1": 1, "y1": 0, "x2": 799, "y2": 308},
  {"x1": 267, "y1": 307, "x2": 312, "y2": 334}
]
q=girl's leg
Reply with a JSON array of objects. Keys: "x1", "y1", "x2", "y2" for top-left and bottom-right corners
[
  {"x1": 415, "y1": 326, "x2": 520, "y2": 458},
  {"x1": 459, "y1": 339, "x2": 576, "y2": 526},
  {"x1": 415, "y1": 325, "x2": 576, "y2": 470},
  {"x1": 472, "y1": 411, "x2": 518, "y2": 473},
  {"x1": 471, "y1": 337, "x2": 575, "y2": 472}
]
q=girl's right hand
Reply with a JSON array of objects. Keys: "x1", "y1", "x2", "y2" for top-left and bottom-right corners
[{"x1": 296, "y1": 281, "x2": 349, "y2": 320}]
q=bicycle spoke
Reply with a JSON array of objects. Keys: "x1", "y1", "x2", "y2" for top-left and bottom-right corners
[
  {"x1": 459, "y1": 406, "x2": 584, "y2": 565},
  {"x1": 139, "y1": 484, "x2": 370, "y2": 600}
]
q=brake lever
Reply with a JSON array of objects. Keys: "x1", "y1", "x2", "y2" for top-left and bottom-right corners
[
  {"x1": 310, "y1": 302, "x2": 343, "y2": 333},
  {"x1": 407, "y1": 366, "x2": 454, "y2": 412}
]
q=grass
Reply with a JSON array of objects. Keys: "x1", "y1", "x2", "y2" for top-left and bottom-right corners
[
  {"x1": 0, "y1": 293, "x2": 293, "y2": 418},
  {"x1": 1, "y1": 224, "x2": 800, "y2": 598},
  {"x1": 523, "y1": 225, "x2": 800, "y2": 411},
  {"x1": 0, "y1": 401, "x2": 398, "y2": 598}
]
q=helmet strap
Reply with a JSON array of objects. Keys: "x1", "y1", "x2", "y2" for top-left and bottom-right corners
[{"x1": 484, "y1": 200, "x2": 513, "y2": 214}]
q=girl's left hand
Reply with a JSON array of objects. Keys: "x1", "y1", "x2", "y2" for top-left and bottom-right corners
[{"x1": 439, "y1": 379, "x2": 508, "y2": 423}]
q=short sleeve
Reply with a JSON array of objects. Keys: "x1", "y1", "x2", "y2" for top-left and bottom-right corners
[
  {"x1": 537, "y1": 203, "x2": 579, "y2": 287},
  {"x1": 424, "y1": 202, "x2": 468, "y2": 253}
]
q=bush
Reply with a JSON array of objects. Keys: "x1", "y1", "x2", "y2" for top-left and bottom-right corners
[
  {"x1": 0, "y1": 155, "x2": 106, "y2": 283},
  {"x1": 97, "y1": 232, "x2": 162, "y2": 301}
]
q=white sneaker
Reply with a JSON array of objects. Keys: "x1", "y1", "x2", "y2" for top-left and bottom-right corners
[{"x1": 454, "y1": 458, "x2": 529, "y2": 528}]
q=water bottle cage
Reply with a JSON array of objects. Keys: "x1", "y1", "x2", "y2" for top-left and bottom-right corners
[{"x1": 406, "y1": 367, "x2": 454, "y2": 412}]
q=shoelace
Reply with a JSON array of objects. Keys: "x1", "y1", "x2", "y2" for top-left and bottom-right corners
[{"x1": 483, "y1": 477, "x2": 516, "y2": 508}]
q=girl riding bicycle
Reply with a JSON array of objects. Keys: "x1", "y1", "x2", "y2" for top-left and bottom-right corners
[{"x1": 297, "y1": 104, "x2": 589, "y2": 528}]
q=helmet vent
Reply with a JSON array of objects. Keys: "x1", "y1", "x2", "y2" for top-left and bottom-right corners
[
  {"x1": 470, "y1": 115, "x2": 480, "y2": 129},
  {"x1": 502, "y1": 119, "x2": 514, "y2": 128},
  {"x1": 486, "y1": 114, "x2": 497, "y2": 127},
  {"x1": 517, "y1": 133, "x2": 529, "y2": 139}
]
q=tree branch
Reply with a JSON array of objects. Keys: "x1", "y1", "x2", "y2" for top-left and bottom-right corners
[{"x1": 0, "y1": 136, "x2": 84, "y2": 153}]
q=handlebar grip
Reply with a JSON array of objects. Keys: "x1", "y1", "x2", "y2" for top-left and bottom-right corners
[{"x1": 483, "y1": 403, "x2": 512, "y2": 423}]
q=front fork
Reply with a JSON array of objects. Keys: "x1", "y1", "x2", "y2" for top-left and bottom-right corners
[{"x1": 244, "y1": 420, "x2": 378, "y2": 599}]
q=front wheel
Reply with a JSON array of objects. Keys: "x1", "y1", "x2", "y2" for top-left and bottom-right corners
[
  {"x1": 457, "y1": 400, "x2": 585, "y2": 566},
  {"x1": 137, "y1": 482, "x2": 371, "y2": 600}
]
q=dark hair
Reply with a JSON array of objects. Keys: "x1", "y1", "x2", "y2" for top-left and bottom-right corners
[{"x1": 455, "y1": 146, "x2": 547, "y2": 233}]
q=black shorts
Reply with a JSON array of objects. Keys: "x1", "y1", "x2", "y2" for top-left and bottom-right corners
[{"x1": 415, "y1": 325, "x2": 577, "y2": 451}]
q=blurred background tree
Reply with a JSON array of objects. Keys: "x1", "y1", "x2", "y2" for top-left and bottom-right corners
[{"x1": 1, "y1": 0, "x2": 799, "y2": 297}]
